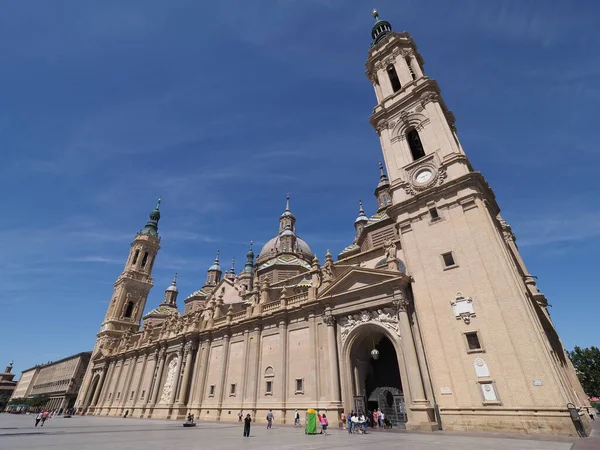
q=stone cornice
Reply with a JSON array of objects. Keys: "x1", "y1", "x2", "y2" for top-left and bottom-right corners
[
  {"x1": 388, "y1": 172, "x2": 499, "y2": 220},
  {"x1": 370, "y1": 78, "x2": 442, "y2": 131}
]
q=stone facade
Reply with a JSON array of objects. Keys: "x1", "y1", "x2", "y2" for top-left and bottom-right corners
[
  {"x1": 12, "y1": 352, "x2": 91, "y2": 412},
  {"x1": 75, "y1": 12, "x2": 591, "y2": 437}
]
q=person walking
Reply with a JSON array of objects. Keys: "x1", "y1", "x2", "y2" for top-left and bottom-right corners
[
  {"x1": 378, "y1": 410, "x2": 384, "y2": 428},
  {"x1": 243, "y1": 413, "x2": 252, "y2": 437},
  {"x1": 123, "y1": 410, "x2": 129, "y2": 418},
  {"x1": 587, "y1": 407, "x2": 595, "y2": 421},
  {"x1": 346, "y1": 410, "x2": 353, "y2": 434},
  {"x1": 40, "y1": 410, "x2": 49, "y2": 427},
  {"x1": 351, "y1": 413, "x2": 358, "y2": 434},
  {"x1": 266, "y1": 409, "x2": 274, "y2": 429},
  {"x1": 320, "y1": 413, "x2": 329, "y2": 435},
  {"x1": 238, "y1": 411, "x2": 243, "y2": 422},
  {"x1": 294, "y1": 409, "x2": 300, "y2": 427},
  {"x1": 34, "y1": 411, "x2": 43, "y2": 427}
]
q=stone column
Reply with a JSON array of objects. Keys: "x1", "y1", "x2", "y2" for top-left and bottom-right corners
[
  {"x1": 323, "y1": 314, "x2": 341, "y2": 403},
  {"x1": 250, "y1": 326, "x2": 262, "y2": 414},
  {"x1": 240, "y1": 329, "x2": 251, "y2": 410},
  {"x1": 409, "y1": 53, "x2": 424, "y2": 78},
  {"x1": 216, "y1": 334, "x2": 231, "y2": 419},
  {"x1": 91, "y1": 367, "x2": 107, "y2": 406},
  {"x1": 120, "y1": 355, "x2": 138, "y2": 408},
  {"x1": 279, "y1": 320, "x2": 288, "y2": 421},
  {"x1": 109, "y1": 360, "x2": 125, "y2": 407},
  {"x1": 143, "y1": 350, "x2": 159, "y2": 406},
  {"x1": 133, "y1": 353, "x2": 149, "y2": 405},
  {"x1": 395, "y1": 293, "x2": 427, "y2": 405},
  {"x1": 169, "y1": 345, "x2": 184, "y2": 405},
  {"x1": 178, "y1": 341, "x2": 195, "y2": 405},
  {"x1": 150, "y1": 348, "x2": 167, "y2": 405},
  {"x1": 309, "y1": 313, "x2": 320, "y2": 402},
  {"x1": 98, "y1": 360, "x2": 116, "y2": 405},
  {"x1": 194, "y1": 340, "x2": 211, "y2": 408}
]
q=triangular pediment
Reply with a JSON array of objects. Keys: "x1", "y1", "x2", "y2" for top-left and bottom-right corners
[{"x1": 318, "y1": 267, "x2": 405, "y2": 298}]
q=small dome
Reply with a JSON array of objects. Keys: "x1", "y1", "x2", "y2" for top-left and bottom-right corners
[
  {"x1": 166, "y1": 284, "x2": 178, "y2": 293},
  {"x1": 371, "y1": 10, "x2": 393, "y2": 46}
]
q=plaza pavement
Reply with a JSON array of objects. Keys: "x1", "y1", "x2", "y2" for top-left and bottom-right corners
[{"x1": 0, "y1": 413, "x2": 596, "y2": 450}]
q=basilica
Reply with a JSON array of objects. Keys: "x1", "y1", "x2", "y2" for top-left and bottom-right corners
[{"x1": 76, "y1": 12, "x2": 591, "y2": 436}]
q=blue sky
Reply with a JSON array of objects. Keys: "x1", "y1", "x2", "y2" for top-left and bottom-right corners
[{"x1": 1, "y1": 0, "x2": 599, "y2": 375}]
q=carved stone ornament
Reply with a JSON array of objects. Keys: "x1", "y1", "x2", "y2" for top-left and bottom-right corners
[
  {"x1": 322, "y1": 314, "x2": 336, "y2": 327},
  {"x1": 450, "y1": 292, "x2": 475, "y2": 324},
  {"x1": 420, "y1": 91, "x2": 439, "y2": 107},
  {"x1": 338, "y1": 308, "x2": 400, "y2": 343},
  {"x1": 159, "y1": 356, "x2": 179, "y2": 403}
]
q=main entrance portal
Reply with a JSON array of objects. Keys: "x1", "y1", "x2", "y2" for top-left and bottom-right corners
[{"x1": 349, "y1": 326, "x2": 407, "y2": 428}]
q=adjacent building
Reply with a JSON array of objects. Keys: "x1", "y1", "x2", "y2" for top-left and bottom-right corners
[
  {"x1": 11, "y1": 352, "x2": 91, "y2": 412},
  {"x1": 75, "y1": 11, "x2": 591, "y2": 436}
]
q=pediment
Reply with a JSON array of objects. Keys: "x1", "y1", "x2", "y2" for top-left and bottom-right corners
[
  {"x1": 318, "y1": 267, "x2": 405, "y2": 298},
  {"x1": 208, "y1": 278, "x2": 243, "y2": 304}
]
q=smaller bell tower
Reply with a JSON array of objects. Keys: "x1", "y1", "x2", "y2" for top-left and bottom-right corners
[{"x1": 99, "y1": 200, "x2": 162, "y2": 337}]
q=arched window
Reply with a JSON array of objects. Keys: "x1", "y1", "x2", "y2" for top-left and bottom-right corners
[
  {"x1": 124, "y1": 301, "x2": 134, "y2": 318},
  {"x1": 141, "y1": 252, "x2": 149, "y2": 268},
  {"x1": 387, "y1": 64, "x2": 401, "y2": 93},
  {"x1": 407, "y1": 129, "x2": 426, "y2": 161},
  {"x1": 405, "y1": 56, "x2": 416, "y2": 80},
  {"x1": 132, "y1": 250, "x2": 140, "y2": 265}
]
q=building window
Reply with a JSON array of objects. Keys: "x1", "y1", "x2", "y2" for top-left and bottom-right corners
[
  {"x1": 464, "y1": 331, "x2": 484, "y2": 353},
  {"x1": 265, "y1": 381, "x2": 273, "y2": 395},
  {"x1": 295, "y1": 378, "x2": 304, "y2": 394},
  {"x1": 387, "y1": 64, "x2": 401, "y2": 92},
  {"x1": 442, "y1": 252, "x2": 456, "y2": 268},
  {"x1": 108, "y1": 393, "x2": 112, "y2": 400},
  {"x1": 407, "y1": 129, "x2": 426, "y2": 161},
  {"x1": 140, "y1": 390, "x2": 145, "y2": 399},
  {"x1": 141, "y1": 252, "x2": 149, "y2": 268},
  {"x1": 132, "y1": 249, "x2": 140, "y2": 265},
  {"x1": 130, "y1": 391, "x2": 134, "y2": 400},
  {"x1": 428, "y1": 206, "x2": 440, "y2": 221},
  {"x1": 230, "y1": 384, "x2": 236, "y2": 396},
  {"x1": 116, "y1": 392, "x2": 121, "y2": 400},
  {"x1": 209, "y1": 385, "x2": 215, "y2": 397},
  {"x1": 124, "y1": 301, "x2": 134, "y2": 318}
]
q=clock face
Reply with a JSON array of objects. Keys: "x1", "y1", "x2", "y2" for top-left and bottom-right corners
[{"x1": 415, "y1": 169, "x2": 433, "y2": 184}]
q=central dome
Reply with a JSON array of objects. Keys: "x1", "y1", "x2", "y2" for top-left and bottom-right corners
[
  {"x1": 258, "y1": 234, "x2": 313, "y2": 260},
  {"x1": 256, "y1": 195, "x2": 313, "y2": 263}
]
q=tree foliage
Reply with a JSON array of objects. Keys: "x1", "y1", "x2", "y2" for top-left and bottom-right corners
[
  {"x1": 568, "y1": 346, "x2": 600, "y2": 397},
  {"x1": 28, "y1": 394, "x2": 50, "y2": 408},
  {"x1": 7, "y1": 394, "x2": 50, "y2": 408}
]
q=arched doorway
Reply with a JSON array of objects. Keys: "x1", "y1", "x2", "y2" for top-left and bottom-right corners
[
  {"x1": 346, "y1": 324, "x2": 407, "y2": 428},
  {"x1": 85, "y1": 374, "x2": 101, "y2": 409}
]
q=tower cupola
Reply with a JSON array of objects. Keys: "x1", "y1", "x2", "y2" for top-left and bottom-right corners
[
  {"x1": 162, "y1": 273, "x2": 179, "y2": 307},
  {"x1": 371, "y1": 9, "x2": 393, "y2": 46},
  {"x1": 204, "y1": 250, "x2": 222, "y2": 287},
  {"x1": 139, "y1": 198, "x2": 162, "y2": 238},
  {"x1": 354, "y1": 200, "x2": 369, "y2": 237}
]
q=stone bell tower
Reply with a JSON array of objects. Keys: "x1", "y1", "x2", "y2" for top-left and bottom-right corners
[
  {"x1": 99, "y1": 199, "x2": 162, "y2": 336},
  {"x1": 366, "y1": 10, "x2": 589, "y2": 434},
  {"x1": 76, "y1": 200, "x2": 162, "y2": 412}
]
